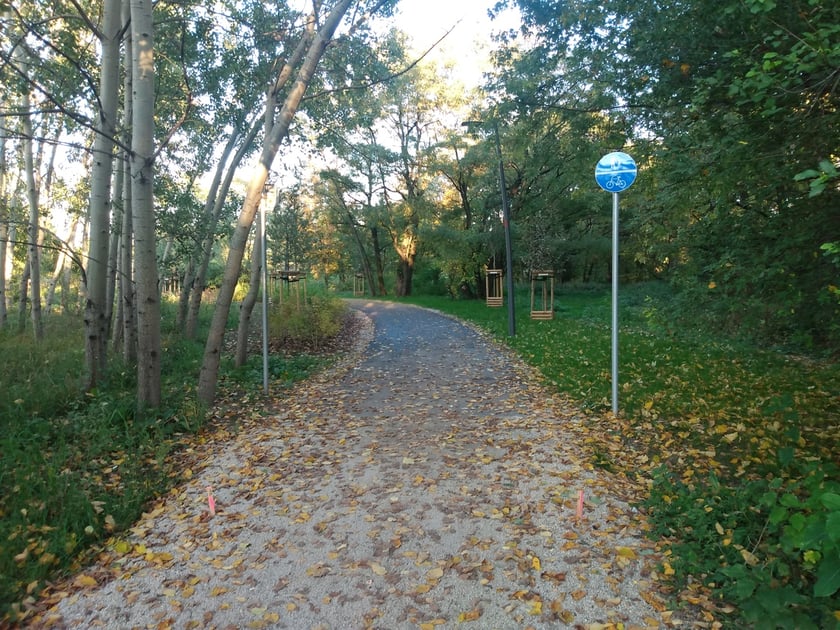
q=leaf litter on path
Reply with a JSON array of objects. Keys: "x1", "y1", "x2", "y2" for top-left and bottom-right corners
[{"x1": 31, "y1": 302, "x2": 699, "y2": 629}]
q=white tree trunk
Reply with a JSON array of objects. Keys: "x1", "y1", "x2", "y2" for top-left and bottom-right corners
[
  {"x1": 130, "y1": 0, "x2": 161, "y2": 409},
  {"x1": 0, "y1": 92, "x2": 8, "y2": 329},
  {"x1": 84, "y1": 0, "x2": 121, "y2": 385},
  {"x1": 197, "y1": 0, "x2": 355, "y2": 404}
]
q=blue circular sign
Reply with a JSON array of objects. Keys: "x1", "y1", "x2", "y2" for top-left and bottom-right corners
[{"x1": 595, "y1": 151, "x2": 637, "y2": 193}]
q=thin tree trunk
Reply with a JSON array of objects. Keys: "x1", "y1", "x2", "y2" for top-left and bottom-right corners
[
  {"x1": 184, "y1": 118, "x2": 257, "y2": 339},
  {"x1": 235, "y1": 226, "x2": 261, "y2": 367},
  {"x1": 105, "y1": 160, "x2": 124, "y2": 334},
  {"x1": 0, "y1": 104, "x2": 7, "y2": 329},
  {"x1": 84, "y1": 0, "x2": 121, "y2": 386},
  {"x1": 17, "y1": 257, "x2": 29, "y2": 333},
  {"x1": 118, "y1": 4, "x2": 136, "y2": 361},
  {"x1": 20, "y1": 69, "x2": 43, "y2": 339},
  {"x1": 45, "y1": 216, "x2": 80, "y2": 312},
  {"x1": 130, "y1": 0, "x2": 160, "y2": 409},
  {"x1": 198, "y1": 0, "x2": 354, "y2": 405},
  {"x1": 371, "y1": 226, "x2": 386, "y2": 295},
  {"x1": 118, "y1": 152, "x2": 136, "y2": 361},
  {"x1": 0, "y1": 220, "x2": 7, "y2": 329}
]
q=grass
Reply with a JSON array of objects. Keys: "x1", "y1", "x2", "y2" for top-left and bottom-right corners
[
  {"x1": 403, "y1": 283, "x2": 840, "y2": 628},
  {"x1": 0, "y1": 296, "x2": 343, "y2": 622}
]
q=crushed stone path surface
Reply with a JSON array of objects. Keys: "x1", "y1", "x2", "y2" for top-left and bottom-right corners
[{"x1": 38, "y1": 300, "x2": 679, "y2": 629}]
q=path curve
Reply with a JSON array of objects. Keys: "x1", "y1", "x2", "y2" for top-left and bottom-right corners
[{"x1": 39, "y1": 301, "x2": 673, "y2": 629}]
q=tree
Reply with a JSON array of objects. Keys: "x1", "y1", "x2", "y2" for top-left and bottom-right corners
[
  {"x1": 198, "y1": 0, "x2": 364, "y2": 405},
  {"x1": 84, "y1": 0, "x2": 121, "y2": 388},
  {"x1": 495, "y1": 0, "x2": 840, "y2": 347},
  {"x1": 130, "y1": 0, "x2": 161, "y2": 409}
]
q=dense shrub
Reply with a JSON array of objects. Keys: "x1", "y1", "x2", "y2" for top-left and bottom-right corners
[{"x1": 268, "y1": 293, "x2": 346, "y2": 351}]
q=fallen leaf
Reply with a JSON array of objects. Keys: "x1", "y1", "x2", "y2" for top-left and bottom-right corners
[
  {"x1": 457, "y1": 609, "x2": 482, "y2": 622},
  {"x1": 73, "y1": 574, "x2": 97, "y2": 588},
  {"x1": 426, "y1": 567, "x2": 444, "y2": 580},
  {"x1": 615, "y1": 546, "x2": 637, "y2": 559},
  {"x1": 306, "y1": 563, "x2": 330, "y2": 577}
]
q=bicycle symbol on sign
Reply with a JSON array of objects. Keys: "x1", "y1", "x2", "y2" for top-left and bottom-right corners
[{"x1": 605, "y1": 175, "x2": 626, "y2": 190}]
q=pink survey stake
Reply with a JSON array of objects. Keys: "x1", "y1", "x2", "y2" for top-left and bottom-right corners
[{"x1": 206, "y1": 485, "x2": 216, "y2": 515}]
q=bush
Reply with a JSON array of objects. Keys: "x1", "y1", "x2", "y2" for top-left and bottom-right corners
[
  {"x1": 646, "y1": 459, "x2": 840, "y2": 629},
  {"x1": 268, "y1": 293, "x2": 346, "y2": 352}
]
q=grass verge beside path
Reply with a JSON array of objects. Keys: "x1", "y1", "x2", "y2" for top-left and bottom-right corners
[
  {"x1": 403, "y1": 285, "x2": 840, "y2": 629},
  {"x1": 0, "y1": 303, "x2": 339, "y2": 623}
]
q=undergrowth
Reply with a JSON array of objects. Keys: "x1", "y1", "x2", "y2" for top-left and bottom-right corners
[{"x1": 0, "y1": 295, "x2": 345, "y2": 622}]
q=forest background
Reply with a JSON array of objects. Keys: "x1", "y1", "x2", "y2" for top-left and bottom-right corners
[{"x1": 0, "y1": 0, "x2": 838, "y2": 627}]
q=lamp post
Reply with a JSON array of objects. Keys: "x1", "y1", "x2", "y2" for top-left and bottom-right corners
[
  {"x1": 260, "y1": 178, "x2": 274, "y2": 394},
  {"x1": 462, "y1": 119, "x2": 516, "y2": 337}
]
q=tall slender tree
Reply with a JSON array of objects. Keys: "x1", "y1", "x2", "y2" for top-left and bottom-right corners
[
  {"x1": 83, "y1": 0, "x2": 122, "y2": 387},
  {"x1": 130, "y1": 0, "x2": 161, "y2": 409},
  {"x1": 198, "y1": 0, "x2": 360, "y2": 405}
]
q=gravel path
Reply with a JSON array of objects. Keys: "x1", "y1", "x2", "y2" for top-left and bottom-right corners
[{"x1": 36, "y1": 301, "x2": 676, "y2": 629}]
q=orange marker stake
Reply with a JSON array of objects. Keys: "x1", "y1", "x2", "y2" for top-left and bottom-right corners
[
  {"x1": 206, "y1": 485, "x2": 216, "y2": 516},
  {"x1": 576, "y1": 490, "x2": 584, "y2": 521}
]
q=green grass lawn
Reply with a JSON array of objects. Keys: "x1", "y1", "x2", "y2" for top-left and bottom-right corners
[{"x1": 404, "y1": 283, "x2": 840, "y2": 629}]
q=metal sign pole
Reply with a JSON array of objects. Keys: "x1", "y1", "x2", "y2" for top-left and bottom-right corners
[
  {"x1": 260, "y1": 204, "x2": 269, "y2": 395},
  {"x1": 611, "y1": 192, "x2": 619, "y2": 416},
  {"x1": 594, "y1": 151, "x2": 637, "y2": 418}
]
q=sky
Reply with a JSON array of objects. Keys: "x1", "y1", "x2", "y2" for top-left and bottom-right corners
[{"x1": 389, "y1": 0, "x2": 519, "y2": 87}]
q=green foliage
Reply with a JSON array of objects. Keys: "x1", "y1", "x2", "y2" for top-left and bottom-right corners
[
  {"x1": 0, "y1": 314, "x2": 207, "y2": 620},
  {"x1": 268, "y1": 292, "x2": 347, "y2": 352},
  {"x1": 647, "y1": 460, "x2": 840, "y2": 629}
]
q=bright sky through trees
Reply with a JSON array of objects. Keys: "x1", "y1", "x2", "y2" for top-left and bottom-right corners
[{"x1": 392, "y1": 0, "x2": 518, "y2": 87}]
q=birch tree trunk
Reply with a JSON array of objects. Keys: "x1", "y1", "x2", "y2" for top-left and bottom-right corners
[
  {"x1": 198, "y1": 0, "x2": 355, "y2": 405},
  {"x1": 118, "y1": 0, "x2": 136, "y2": 362},
  {"x1": 84, "y1": 0, "x2": 121, "y2": 386},
  {"x1": 0, "y1": 92, "x2": 8, "y2": 329},
  {"x1": 130, "y1": 0, "x2": 161, "y2": 409},
  {"x1": 18, "y1": 48, "x2": 43, "y2": 339}
]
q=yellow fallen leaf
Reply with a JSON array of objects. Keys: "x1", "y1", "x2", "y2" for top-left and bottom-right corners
[
  {"x1": 615, "y1": 546, "x2": 637, "y2": 559},
  {"x1": 531, "y1": 556, "x2": 541, "y2": 571},
  {"x1": 370, "y1": 562, "x2": 387, "y2": 576},
  {"x1": 307, "y1": 563, "x2": 330, "y2": 577},
  {"x1": 457, "y1": 609, "x2": 481, "y2": 622},
  {"x1": 74, "y1": 574, "x2": 97, "y2": 588},
  {"x1": 715, "y1": 522, "x2": 725, "y2": 535},
  {"x1": 211, "y1": 586, "x2": 228, "y2": 597},
  {"x1": 740, "y1": 548, "x2": 759, "y2": 566},
  {"x1": 662, "y1": 562, "x2": 675, "y2": 576},
  {"x1": 113, "y1": 540, "x2": 132, "y2": 555},
  {"x1": 426, "y1": 567, "x2": 444, "y2": 580},
  {"x1": 38, "y1": 552, "x2": 57, "y2": 566},
  {"x1": 529, "y1": 600, "x2": 542, "y2": 615}
]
